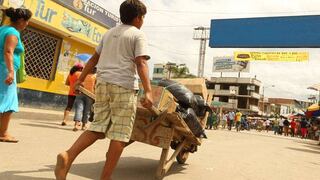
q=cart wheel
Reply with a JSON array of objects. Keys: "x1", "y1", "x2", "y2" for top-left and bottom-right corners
[{"x1": 176, "y1": 150, "x2": 189, "y2": 164}]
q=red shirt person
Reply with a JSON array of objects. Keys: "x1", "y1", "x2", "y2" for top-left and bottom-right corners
[{"x1": 290, "y1": 119, "x2": 296, "y2": 137}]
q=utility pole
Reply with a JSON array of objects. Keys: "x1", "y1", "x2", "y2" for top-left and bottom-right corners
[{"x1": 193, "y1": 27, "x2": 210, "y2": 78}]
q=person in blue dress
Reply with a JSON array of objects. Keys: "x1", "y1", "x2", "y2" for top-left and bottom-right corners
[{"x1": 0, "y1": 7, "x2": 32, "y2": 143}]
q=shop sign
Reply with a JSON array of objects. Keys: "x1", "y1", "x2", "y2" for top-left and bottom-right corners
[
  {"x1": 53, "y1": 0, "x2": 120, "y2": 28},
  {"x1": 3, "y1": 0, "x2": 106, "y2": 45}
]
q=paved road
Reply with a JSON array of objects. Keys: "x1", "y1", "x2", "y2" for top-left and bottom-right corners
[{"x1": 1, "y1": 108, "x2": 320, "y2": 180}]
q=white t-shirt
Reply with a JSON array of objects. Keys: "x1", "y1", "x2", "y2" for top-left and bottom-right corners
[
  {"x1": 95, "y1": 24, "x2": 150, "y2": 90},
  {"x1": 279, "y1": 119, "x2": 284, "y2": 126},
  {"x1": 265, "y1": 120, "x2": 270, "y2": 126}
]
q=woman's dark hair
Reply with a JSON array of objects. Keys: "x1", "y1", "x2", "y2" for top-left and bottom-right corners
[
  {"x1": 69, "y1": 65, "x2": 83, "y2": 75},
  {"x1": 120, "y1": 0, "x2": 146, "y2": 24},
  {"x1": 4, "y1": 7, "x2": 33, "y2": 23}
]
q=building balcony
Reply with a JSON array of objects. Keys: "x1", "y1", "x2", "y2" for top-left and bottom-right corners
[
  {"x1": 250, "y1": 92, "x2": 260, "y2": 99},
  {"x1": 210, "y1": 89, "x2": 236, "y2": 96}
]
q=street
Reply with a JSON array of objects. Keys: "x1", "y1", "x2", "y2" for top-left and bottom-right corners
[{"x1": 0, "y1": 108, "x2": 320, "y2": 180}]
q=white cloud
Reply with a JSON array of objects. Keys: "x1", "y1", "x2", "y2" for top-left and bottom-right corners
[{"x1": 92, "y1": 0, "x2": 320, "y2": 101}]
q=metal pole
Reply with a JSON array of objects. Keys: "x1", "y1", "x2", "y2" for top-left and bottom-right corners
[
  {"x1": 262, "y1": 87, "x2": 265, "y2": 116},
  {"x1": 193, "y1": 27, "x2": 210, "y2": 78}
]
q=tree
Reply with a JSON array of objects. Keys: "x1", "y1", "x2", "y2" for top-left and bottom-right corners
[{"x1": 171, "y1": 66, "x2": 196, "y2": 78}]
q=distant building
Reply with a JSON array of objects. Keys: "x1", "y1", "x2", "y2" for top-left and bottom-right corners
[
  {"x1": 265, "y1": 98, "x2": 312, "y2": 116},
  {"x1": 153, "y1": 64, "x2": 166, "y2": 80},
  {"x1": 206, "y1": 77, "x2": 261, "y2": 114}
]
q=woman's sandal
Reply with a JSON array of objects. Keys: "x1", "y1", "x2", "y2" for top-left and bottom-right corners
[{"x1": 0, "y1": 137, "x2": 19, "y2": 143}]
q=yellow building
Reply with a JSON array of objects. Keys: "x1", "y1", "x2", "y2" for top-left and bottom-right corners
[{"x1": 0, "y1": 0, "x2": 119, "y2": 107}]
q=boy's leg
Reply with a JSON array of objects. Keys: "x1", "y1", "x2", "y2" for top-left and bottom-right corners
[
  {"x1": 101, "y1": 140, "x2": 126, "y2": 180},
  {"x1": 55, "y1": 130, "x2": 105, "y2": 180}
]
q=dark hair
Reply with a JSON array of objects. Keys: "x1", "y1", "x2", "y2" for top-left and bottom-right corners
[
  {"x1": 5, "y1": 7, "x2": 32, "y2": 23},
  {"x1": 120, "y1": 0, "x2": 146, "y2": 24},
  {"x1": 69, "y1": 65, "x2": 83, "y2": 75}
]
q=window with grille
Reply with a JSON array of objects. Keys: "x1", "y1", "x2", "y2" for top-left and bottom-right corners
[{"x1": 21, "y1": 27, "x2": 62, "y2": 80}]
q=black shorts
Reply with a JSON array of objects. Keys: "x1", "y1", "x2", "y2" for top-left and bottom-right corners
[{"x1": 65, "y1": 95, "x2": 76, "y2": 111}]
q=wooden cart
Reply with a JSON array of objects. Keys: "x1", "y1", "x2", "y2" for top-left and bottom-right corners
[{"x1": 131, "y1": 78, "x2": 211, "y2": 179}]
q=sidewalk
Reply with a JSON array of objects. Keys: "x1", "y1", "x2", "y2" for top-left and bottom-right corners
[{"x1": 13, "y1": 107, "x2": 73, "y2": 121}]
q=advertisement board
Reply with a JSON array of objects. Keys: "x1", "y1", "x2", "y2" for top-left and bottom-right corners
[
  {"x1": 210, "y1": 15, "x2": 320, "y2": 48},
  {"x1": 213, "y1": 56, "x2": 250, "y2": 72},
  {"x1": 234, "y1": 52, "x2": 309, "y2": 62}
]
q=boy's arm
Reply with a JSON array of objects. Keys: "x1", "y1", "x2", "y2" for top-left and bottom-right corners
[{"x1": 135, "y1": 56, "x2": 153, "y2": 108}]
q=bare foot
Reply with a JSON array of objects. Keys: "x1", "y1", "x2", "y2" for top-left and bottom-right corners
[{"x1": 55, "y1": 152, "x2": 72, "y2": 180}]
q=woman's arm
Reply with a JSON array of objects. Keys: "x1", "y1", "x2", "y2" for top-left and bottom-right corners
[{"x1": 3, "y1": 35, "x2": 18, "y2": 85}]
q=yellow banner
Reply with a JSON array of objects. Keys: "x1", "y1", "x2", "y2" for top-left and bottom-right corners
[
  {"x1": 2, "y1": 0, "x2": 107, "y2": 46},
  {"x1": 234, "y1": 52, "x2": 309, "y2": 62}
]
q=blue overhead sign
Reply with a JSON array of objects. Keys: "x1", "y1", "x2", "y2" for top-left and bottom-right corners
[{"x1": 209, "y1": 15, "x2": 320, "y2": 48}]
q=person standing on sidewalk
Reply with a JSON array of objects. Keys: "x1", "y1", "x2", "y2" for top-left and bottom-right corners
[
  {"x1": 55, "y1": 1, "x2": 153, "y2": 180},
  {"x1": 61, "y1": 64, "x2": 83, "y2": 126},
  {"x1": 0, "y1": 8, "x2": 32, "y2": 143},
  {"x1": 72, "y1": 67, "x2": 96, "y2": 131}
]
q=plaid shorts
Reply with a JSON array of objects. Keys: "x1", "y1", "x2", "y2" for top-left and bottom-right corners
[{"x1": 88, "y1": 81, "x2": 138, "y2": 142}]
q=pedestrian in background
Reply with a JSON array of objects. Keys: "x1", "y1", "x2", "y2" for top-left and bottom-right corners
[
  {"x1": 206, "y1": 112, "x2": 214, "y2": 130},
  {"x1": 60, "y1": 64, "x2": 83, "y2": 126},
  {"x1": 290, "y1": 119, "x2": 296, "y2": 137},
  {"x1": 235, "y1": 110, "x2": 242, "y2": 132},
  {"x1": 0, "y1": 8, "x2": 32, "y2": 143},
  {"x1": 273, "y1": 117, "x2": 279, "y2": 135},
  {"x1": 72, "y1": 67, "x2": 96, "y2": 131},
  {"x1": 300, "y1": 118, "x2": 308, "y2": 139},
  {"x1": 221, "y1": 111, "x2": 228, "y2": 129},
  {"x1": 265, "y1": 118, "x2": 271, "y2": 133},
  {"x1": 279, "y1": 117, "x2": 284, "y2": 135},
  {"x1": 283, "y1": 118, "x2": 290, "y2": 136},
  {"x1": 228, "y1": 110, "x2": 235, "y2": 131},
  {"x1": 295, "y1": 120, "x2": 301, "y2": 137}
]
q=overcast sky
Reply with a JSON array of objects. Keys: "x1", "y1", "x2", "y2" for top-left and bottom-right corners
[{"x1": 92, "y1": 0, "x2": 320, "y2": 101}]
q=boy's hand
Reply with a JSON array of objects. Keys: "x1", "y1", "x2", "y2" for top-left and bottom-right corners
[{"x1": 140, "y1": 91, "x2": 153, "y2": 109}]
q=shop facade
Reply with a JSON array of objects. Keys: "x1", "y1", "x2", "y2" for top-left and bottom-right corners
[{"x1": 0, "y1": 0, "x2": 119, "y2": 108}]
